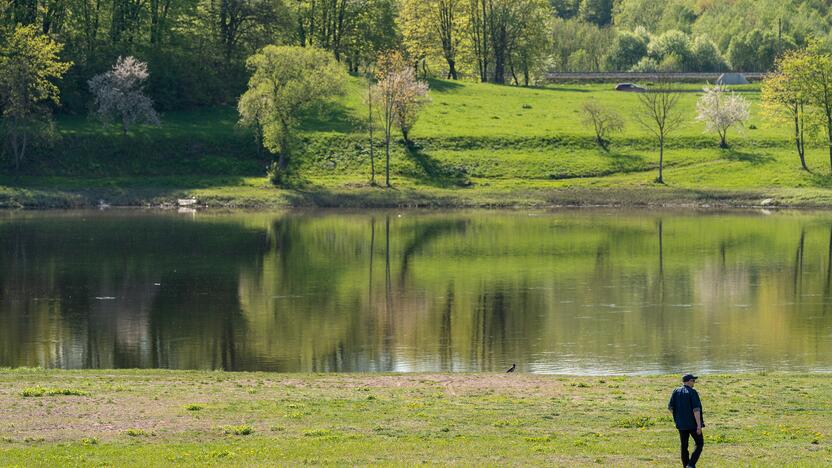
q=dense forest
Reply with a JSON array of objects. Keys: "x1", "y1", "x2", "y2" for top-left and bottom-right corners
[{"x1": 1, "y1": 0, "x2": 832, "y2": 113}]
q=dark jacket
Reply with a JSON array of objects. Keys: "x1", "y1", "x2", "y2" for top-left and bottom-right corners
[{"x1": 668, "y1": 385, "x2": 704, "y2": 430}]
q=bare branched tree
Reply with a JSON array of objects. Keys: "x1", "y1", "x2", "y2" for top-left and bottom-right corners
[
  {"x1": 581, "y1": 100, "x2": 625, "y2": 151},
  {"x1": 633, "y1": 78, "x2": 684, "y2": 184}
]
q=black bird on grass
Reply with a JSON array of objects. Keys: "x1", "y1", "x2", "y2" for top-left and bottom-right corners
[{"x1": 506, "y1": 363, "x2": 516, "y2": 373}]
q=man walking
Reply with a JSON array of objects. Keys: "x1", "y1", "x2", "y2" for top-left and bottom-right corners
[{"x1": 668, "y1": 374, "x2": 704, "y2": 468}]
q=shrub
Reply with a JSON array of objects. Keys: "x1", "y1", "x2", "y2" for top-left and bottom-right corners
[
  {"x1": 21, "y1": 387, "x2": 89, "y2": 397},
  {"x1": 222, "y1": 425, "x2": 253, "y2": 436},
  {"x1": 614, "y1": 416, "x2": 655, "y2": 428}
]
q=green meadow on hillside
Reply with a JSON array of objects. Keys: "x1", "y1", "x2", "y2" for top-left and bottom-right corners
[{"x1": 3, "y1": 79, "x2": 832, "y2": 208}]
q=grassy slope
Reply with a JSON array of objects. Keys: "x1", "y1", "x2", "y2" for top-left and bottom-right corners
[
  {"x1": 0, "y1": 370, "x2": 828, "y2": 466},
  {"x1": 4, "y1": 79, "x2": 832, "y2": 207}
]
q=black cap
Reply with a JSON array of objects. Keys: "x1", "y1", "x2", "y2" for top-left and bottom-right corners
[{"x1": 682, "y1": 374, "x2": 698, "y2": 382}]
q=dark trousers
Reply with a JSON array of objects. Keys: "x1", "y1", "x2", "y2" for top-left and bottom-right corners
[{"x1": 678, "y1": 429, "x2": 704, "y2": 467}]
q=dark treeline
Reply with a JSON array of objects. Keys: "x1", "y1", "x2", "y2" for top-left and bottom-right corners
[
  {"x1": 0, "y1": 0, "x2": 398, "y2": 112},
  {"x1": 2, "y1": 0, "x2": 832, "y2": 114}
]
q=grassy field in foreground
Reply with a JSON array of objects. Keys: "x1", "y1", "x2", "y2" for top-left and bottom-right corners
[
  {"x1": 0, "y1": 370, "x2": 829, "y2": 466},
  {"x1": 5, "y1": 80, "x2": 832, "y2": 208}
]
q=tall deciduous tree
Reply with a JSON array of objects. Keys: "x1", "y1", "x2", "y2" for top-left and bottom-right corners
[
  {"x1": 400, "y1": 0, "x2": 468, "y2": 80},
  {"x1": 88, "y1": 56, "x2": 161, "y2": 135},
  {"x1": 0, "y1": 25, "x2": 71, "y2": 173},
  {"x1": 761, "y1": 49, "x2": 813, "y2": 172},
  {"x1": 468, "y1": 0, "x2": 550, "y2": 84},
  {"x1": 295, "y1": 0, "x2": 397, "y2": 68},
  {"x1": 509, "y1": 0, "x2": 549, "y2": 85},
  {"x1": 435, "y1": 0, "x2": 464, "y2": 80},
  {"x1": 633, "y1": 77, "x2": 684, "y2": 184},
  {"x1": 237, "y1": 45, "x2": 345, "y2": 184},
  {"x1": 548, "y1": 18, "x2": 613, "y2": 72},
  {"x1": 695, "y1": 84, "x2": 750, "y2": 148},
  {"x1": 804, "y1": 42, "x2": 832, "y2": 173}
]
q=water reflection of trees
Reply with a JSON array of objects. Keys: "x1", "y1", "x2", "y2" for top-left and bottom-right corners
[
  {"x1": 0, "y1": 213, "x2": 269, "y2": 369},
  {"x1": 3, "y1": 211, "x2": 832, "y2": 372}
]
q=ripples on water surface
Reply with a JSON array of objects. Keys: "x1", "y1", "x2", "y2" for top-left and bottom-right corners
[{"x1": 1, "y1": 209, "x2": 832, "y2": 374}]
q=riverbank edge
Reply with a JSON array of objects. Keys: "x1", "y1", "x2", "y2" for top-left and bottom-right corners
[{"x1": 2, "y1": 180, "x2": 830, "y2": 210}]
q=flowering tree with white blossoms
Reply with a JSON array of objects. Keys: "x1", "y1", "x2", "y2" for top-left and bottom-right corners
[
  {"x1": 371, "y1": 52, "x2": 431, "y2": 187},
  {"x1": 391, "y1": 67, "x2": 430, "y2": 145},
  {"x1": 695, "y1": 84, "x2": 750, "y2": 148},
  {"x1": 88, "y1": 56, "x2": 160, "y2": 135}
]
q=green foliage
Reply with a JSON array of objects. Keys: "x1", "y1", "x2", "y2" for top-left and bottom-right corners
[
  {"x1": 551, "y1": 0, "x2": 580, "y2": 19},
  {"x1": 468, "y1": 0, "x2": 552, "y2": 83},
  {"x1": 0, "y1": 25, "x2": 71, "y2": 171},
  {"x1": 222, "y1": 425, "x2": 254, "y2": 436},
  {"x1": 614, "y1": 0, "x2": 693, "y2": 33},
  {"x1": 549, "y1": 18, "x2": 614, "y2": 72},
  {"x1": 647, "y1": 30, "x2": 693, "y2": 70},
  {"x1": 20, "y1": 386, "x2": 89, "y2": 397},
  {"x1": 728, "y1": 29, "x2": 795, "y2": 72},
  {"x1": 604, "y1": 31, "x2": 649, "y2": 71},
  {"x1": 690, "y1": 36, "x2": 727, "y2": 72},
  {"x1": 238, "y1": 45, "x2": 346, "y2": 183},
  {"x1": 579, "y1": 0, "x2": 613, "y2": 26},
  {"x1": 614, "y1": 416, "x2": 655, "y2": 428}
]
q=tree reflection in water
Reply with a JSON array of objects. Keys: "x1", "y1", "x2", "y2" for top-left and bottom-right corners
[{"x1": 1, "y1": 210, "x2": 832, "y2": 373}]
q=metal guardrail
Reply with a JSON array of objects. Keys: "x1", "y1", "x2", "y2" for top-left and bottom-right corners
[{"x1": 544, "y1": 72, "x2": 765, "y2": 82}]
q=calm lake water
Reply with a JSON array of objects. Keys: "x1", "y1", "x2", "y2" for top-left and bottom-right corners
[{"x1": 2, "y1": 209, "x2": 832, "y2": 374}]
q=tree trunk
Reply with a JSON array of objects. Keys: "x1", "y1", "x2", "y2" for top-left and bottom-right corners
[
  {"x1": 828, "y1": 119, "x2": 832, "y2": 173},
  {"x1": 368, "y1": 78, "x2": 375, "y2": 184},
  {"x1": 493, "y1": 49, "x2": 505, "y2": 84},
  {"x1": 150, "y1": 0, "x2": 159, "y2": 47},
  {"x1": 795, "y1": 114, "x2": 809, "y2": 172},
  {"x1": 278, "y1": 121, "x2": 290, "y2": 171},
  {"x1": 385, "y1": 136, "x2": 391, "y2": 188},
  {"x1": 277, "y1": 149, "x2": 287, "y2": 171},
  {"x1": 447, "y1": 59, "x2": 457, "y2": 80},
  {"x1": 658, "y1": 136, "x2": 664, "y2": 184}
]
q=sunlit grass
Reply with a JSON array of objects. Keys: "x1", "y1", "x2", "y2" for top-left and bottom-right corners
[
  {"x1": 3, "y1": 78, "x2": 832, "y2": 207},
  {"x1": 0, "y1": 369, "x2": 828, "y2": 466}
]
